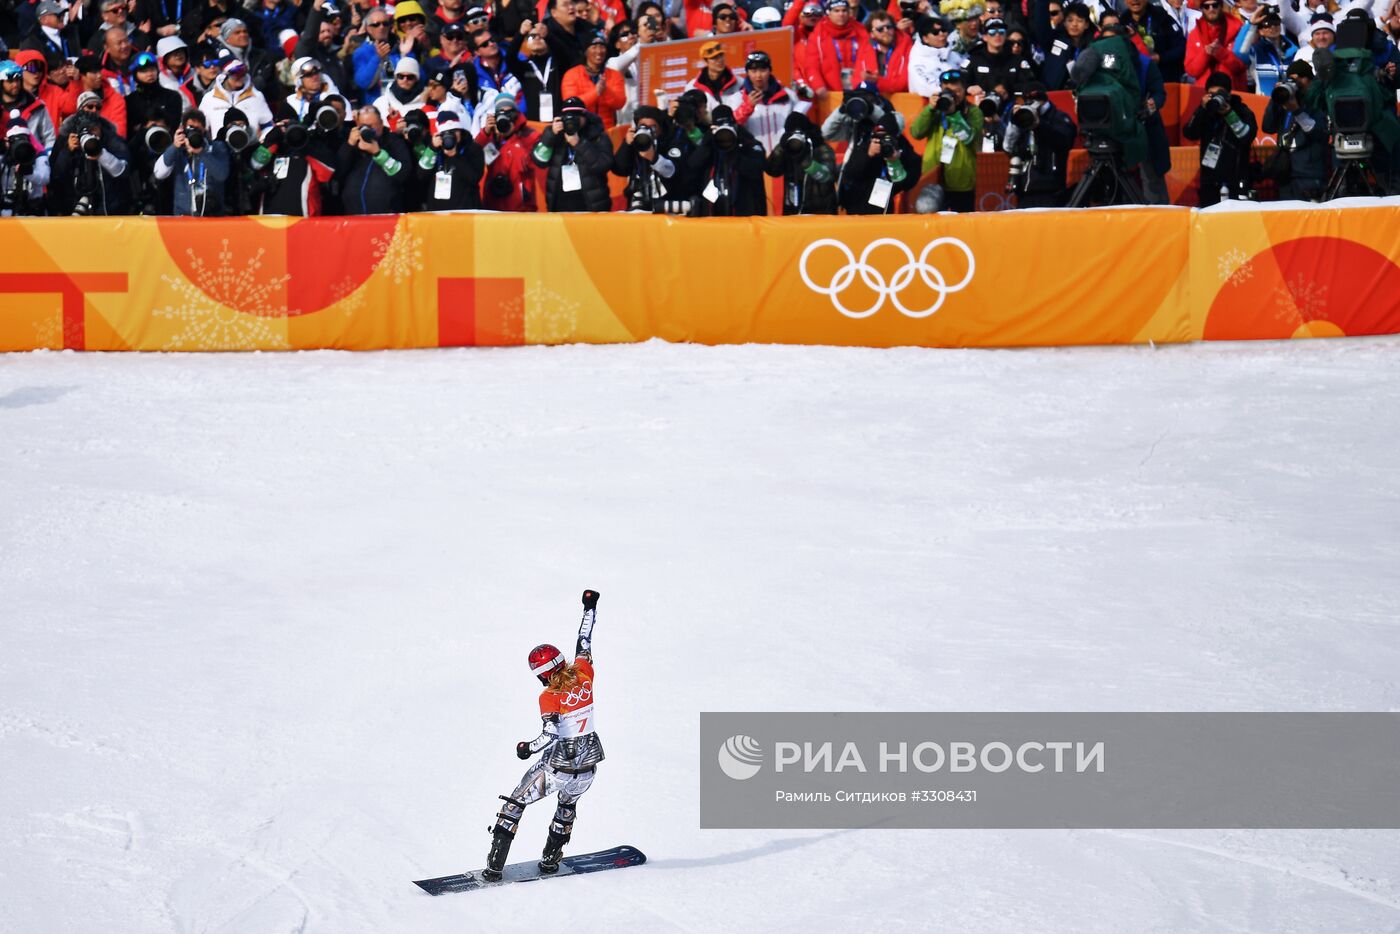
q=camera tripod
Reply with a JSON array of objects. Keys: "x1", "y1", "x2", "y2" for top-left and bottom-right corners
[
  {"x1": 1323, "y1": 157, "x2": 1386, "y2": 201},
  {"x1": 1067, "y1": 149, "x2": 1147, "y2": 208}
]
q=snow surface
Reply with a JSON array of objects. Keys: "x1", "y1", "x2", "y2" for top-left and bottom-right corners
[{"x1": 3, "y1": 339, "x2": 1399, "y2": 934}]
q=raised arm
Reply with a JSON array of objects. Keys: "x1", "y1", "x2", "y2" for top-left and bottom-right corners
[{"x1": 576, "y1": 589, "x2": 599, "y2": 659}]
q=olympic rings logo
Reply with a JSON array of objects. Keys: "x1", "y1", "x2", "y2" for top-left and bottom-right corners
[
  {"x1": 563, "y1": 682, "x2": 593, "y2": 706},
  {"x1": 798, "y1": 237, "x2": 976, "y2": 320}
]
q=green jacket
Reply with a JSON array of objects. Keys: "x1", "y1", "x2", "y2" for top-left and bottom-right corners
[
  {"x1": 911, "y1": 103, "x2": 984, "y2": 192},
  {"x1": 1324, "y1": 47, "x2": 1400, "y2": 153},
  {"x1": 1072, "y1": 34, "x2": 1149, "y2": 168}
]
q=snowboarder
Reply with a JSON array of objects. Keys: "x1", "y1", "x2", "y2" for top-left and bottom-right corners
[{"x1": 483, "y1": 589, "x2": 604, "y2": 882}]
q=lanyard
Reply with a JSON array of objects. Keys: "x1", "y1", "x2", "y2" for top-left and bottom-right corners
[
  {"x1": 831, "y1": 37, "x2": 858, "y2": 68},
  {"x1": 526, "y1": 56, "x2": 551, "y2": 88},
  {"x1": 185, "y1": 157, "x2": 206, "y2": 189}
]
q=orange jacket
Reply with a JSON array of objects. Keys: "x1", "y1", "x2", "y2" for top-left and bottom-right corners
[{"x1": 560, "y1": 64, "x2": 627, "y2": 129}]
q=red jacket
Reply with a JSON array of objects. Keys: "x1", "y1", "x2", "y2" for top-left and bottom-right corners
[
  {"x1": 870, "y1": 30, "x2": 912, "y2": 95},
  {"x1": 1184, "y1": 15, "x2": 1246, "y2": 90},
  {"x1": 12, "y1": 49, "x2": 76, "y2": 131},
  {"x1": 804, "y1": 18, "x2": 876, "y2": 92},
  {"x1": 560, "y1": 64, "x2": 627, "y2": 129},
  {"x1": 476, "y1": 125, "x2": 542, "y2": 212}
]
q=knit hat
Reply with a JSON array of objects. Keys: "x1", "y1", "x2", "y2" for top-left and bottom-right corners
[
  {"x1": 76, "y1": 90, "x2": 102, "y2": 110},
  {"x1": 394, "y1": 56, "x2": 420, "y2": 76},
  {"x1": 493, "y1": 92, "x2": 517, "y2": 112},
  {"x1": 219, "y1": 17, "x2": 248, "y2": 41},
  {"x1": 437, "y1": 109, "x2": 460, "y2": 125},
  {"x1": 278, "y1": 28, "x2": 299, "y2": 57}
]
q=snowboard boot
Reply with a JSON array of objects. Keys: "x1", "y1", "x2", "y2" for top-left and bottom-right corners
[
  {"x1": 482, "y1": 795, "x2": 525, "y2": 882},
  {"x1": 538, "y1": 828, "x2": 570, "y2": 875},
  {"x1": 482, "y1": 827, "x2": 515, "y2": 882},
  {"x1": 539, "y1": 802, "x2": 576, "y2": 874}
]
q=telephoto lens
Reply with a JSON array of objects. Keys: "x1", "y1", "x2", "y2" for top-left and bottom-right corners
[
  {"x1": 224, "y1": 124, "x2": 251, "y2": 151},
  {"x1": 184, "y1": 125, "x2": 205, "y2": 149},
  {"x1": 144, "y1": 125, "x2": 172, "y2": 153},
  {"x1": 633, "y1": 127, "x2": 654, "y2": 151},
  {"x1": 79, "y1": 131, "x2": 102, "y2": 157},
  {"x1": 285, "y1": 123, "x2": 310, "y2": 150},
  {"x1": 358, "y1": 126, "x2": 378, "y2": 145},
  {"x1": 440, "y1": 129, "x2": 459, "y2": 150},
  {"x1": 561, "y1": 114, "x2": 581, "y2": 136},
  {"x1": 978, "y1": 92, "x2": 1002, "y2": 118},
  {"x1": 314, "y1": 104, "x2": 342, "y2": 132},
  {"x1": 936, "y1": 90, "x2": 957, "y2": 114}
]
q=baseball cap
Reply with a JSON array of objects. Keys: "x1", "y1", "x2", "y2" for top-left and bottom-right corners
[
  {"x1": 36, "y1": 0, "x2": 63, "y2": 17},
  {"x1": 699, "y1": 39, "x2": 724, "y2": 59},
  {"x1": 426, "y1": 67, "x2": 449, "y2": 84},
  {"x1": 586, "y1": 30, "x2": 607, "y2": 46}
]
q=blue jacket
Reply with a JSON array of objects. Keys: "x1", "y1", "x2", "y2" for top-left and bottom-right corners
[
  {"x1": 354, "y1": 41, "x2": 390, "y2": 104},
  {"x1": 1234, "y1": 24, "x2": 1297, "y2": 97}
]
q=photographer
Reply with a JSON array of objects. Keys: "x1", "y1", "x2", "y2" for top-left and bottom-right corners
[
  {"x1": 1183, "y1": 70, "x2": 1257, "y2": 205},
  {"x1": 128, "y1": 112, "x2": 175, "y2": 215},
  {"x1": 250, "y1": 109, "x2": 339, "y2": 215},
  {"x1": 152, "y1": 108, "x2": 231, "y2": 214},
  {"x1": 611, "y1": 105, "x2": 691, "y2": 214},
  {"x1": 839, "y1": 111, "x2": 918, "y2": 214},
  {"x1": 412, "y1": 110, "x2": 484, "y2": 209},
  {"x1": 686, "y1": 103, "x2": 766, "y2": 216},
  {"x1": 0, "y1": 115, "x2": 51, "y2": 216},
  {"x1": 530, "y1": 97, "x2": 614, "y2": 212},
  {"x1": 1002, "y1": 82, "x2": 1076, "y2": 208},
  {"x1": 1261, "y1": 59, "x2": 1329, "y2": 201},
  {"x1": 1234, "y1": 6, "x2": 1296, "y2": 96},
  {"x1": 217, "y1": 107, "x2": 259, "y2": 214},
  {"x1": 909, "y1": 69, "x2": 982, "y2": 212},
  {"x1": 50, "y1": 92, "x2": 132, "y2": 214},
  {"x1": 337, "y1": 105, "x2": 411, "y2": 214},
  {"x1": 476, "y1": 93, "x2": 541, "y2": 212},
  {"x1": 764, "y1": 111, "x2": 837, "y2": 214}
]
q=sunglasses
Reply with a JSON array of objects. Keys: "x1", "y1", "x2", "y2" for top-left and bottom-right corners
[
  {"x1": 396, "y1": 71, "x2": 416, "y2": 78},
  {"x1": 301, "y1": 65, "x2": 321, "y2": 75},
  {"x1": 616, "y1": 29, "x2": 634, "y2": 36},
  {"x1": 1201, "y1": 2, "x2": 1221, "y2": 7},
  {"x1": 715, "y1": 11, "x2": 736, "y2": 18},
  {"x1": 927, "y1": 25, "x2": 945, "y2": 32},
  {"x1": 367, "y1": 19, "x2": 389, "y2": 26},
  {"x1": 476, "y1": 38, "x2": 497, "y2": 48},
  {"x1": 1048, "y1": 6, "x2": 1063, "y2": 13},
  {"x1": 1009, "y1": 36, "x2": 1026, "y2": 43},
  {"x1": 467, "y1": 14, "x2": 487, "y2": 23},
  {"x1": 872, "y1": 22, "x2": 893, "y2": 30}
]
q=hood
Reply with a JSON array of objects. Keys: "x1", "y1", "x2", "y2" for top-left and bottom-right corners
[{"x1": 13, "y1": 49, "x2": 47, "y2": 78}]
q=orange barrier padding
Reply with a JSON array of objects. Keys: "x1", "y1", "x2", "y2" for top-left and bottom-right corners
[{"x1": 0, "y1": 205, "x2": 1397, "y2": 353}]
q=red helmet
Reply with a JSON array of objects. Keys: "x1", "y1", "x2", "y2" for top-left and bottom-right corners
[{"x1": 528, "y1": 644, "x2": 566, "y2": 683}]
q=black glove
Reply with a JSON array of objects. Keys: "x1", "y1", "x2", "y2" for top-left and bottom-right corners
[
  {"x1": 582, "y1": 589, "x2": 599, "y2": 611},
  {"x1": 262, "y1": 125, "x2": 284, "y2": 149},
  {"x1": 516, "y1": 741, "x2": 532, "y2": 760}
]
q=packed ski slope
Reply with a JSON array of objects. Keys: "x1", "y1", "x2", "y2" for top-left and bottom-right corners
[{"x1": 3, "y1": 339, "x2": 1399, "y2": 934}]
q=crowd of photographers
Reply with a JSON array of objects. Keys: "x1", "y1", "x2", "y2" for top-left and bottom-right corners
[{"x1": 0, "y1": 0, "x2": 1396, "y2": 215}]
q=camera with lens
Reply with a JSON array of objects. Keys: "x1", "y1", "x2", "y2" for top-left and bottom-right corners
[
  {"x1": 494, "y1": 110, "x2": 516, "y2": 134},
  {"x1": 978, "y1": 91, "x2": 1003, "y2": 119},
  {"x1": 840, "y1": 94, "x2": 871, "y2": 123},
  {"x1": 487, "y1": 173, "x2": 513, "y2": 198},
  {"x1": 561, "y1": 113, "x2": 582, "y2": 136},
  {"x1": 404, "y1": 122, "x2": 425, "y2": 145},
  {"x1": 1204, "y1": 90, "x2": 1231, "y2": 115},
  {"x1": 876, "y1": 130, "x2": 895, "y2": 158},
  {"x1": 358, "y1": 125, "x2": 378, "y2": 145},
  {"x1": 633, "y1": 126, "x2": 655, "y2": 152},
  {"x1": 71, "y1": 194, "x2": 95, "y2": 215},
  {"x1": 1330, "y1": 94, "x2": 1373, "y2": 159},
  {"x1": 439, "y1": 128, "x2": 460, "y2": 150},
  {"x1": 183, "y1": 124, "x2": 205, "y2": 150},
  {"x1": 1270, "y1": 79, "x2": 1299, "y2": 108},
  {"x1": 1010, "y1": 101, "x2": 1039, "y2": 129},
  {"x1": 224, "y1": 123, "x2": 252, "y2": 151},
  {"x1": 1, "y1": 130, "x2": 37, "y2": 172},
  {"x1": 79, "y1": 131, "x2": 103, "y2": 157},
  {"x1": 673, "y1": 101, "x2": 697, "y2": 128},
  {"x1": 935, "y1": 90, "x2": 958, "y2": 114},
  {"x1": 899, "y1": 0, "x2": 918, "y2": 14},
  {"x1": 312, "y1": 103, "x2": 342, "y2": 132},
  {"x1": 285, "y1": 122, "x2": 310, "y2": 151},
  {"x1": 783, "y1": 131, "x2": 811, "y2": 157},
  {"x1": 144, "y1": 125, "x2": 172, "y2": 154}
]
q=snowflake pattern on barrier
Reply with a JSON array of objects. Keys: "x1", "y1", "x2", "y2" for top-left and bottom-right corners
[
  {"x1": 327, "y1": 275, "x2": 369, "y2": 319},
  {"x1": 32, "y1": 313, "x2": 63, "y2": 350},
  {"x1": 1217, "y1": 248, "x2": 1253, "y2": 286},
  {"x1": 1273, "y1": 274, "x2": 1328, "y2": 328},
  {"x1": 513, "y1": 283, "x2": 578, "y2": 344},
  {"x1": 370, "y1": 228, "x2": 425, "y2": 285},
  {"x1": 154, "y1": 274, "x2": 291, "y2": 350}
]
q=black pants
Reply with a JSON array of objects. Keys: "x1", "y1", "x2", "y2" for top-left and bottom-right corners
[{"x1": 945, "y1": 188, "x2": 976, "y2": 213}]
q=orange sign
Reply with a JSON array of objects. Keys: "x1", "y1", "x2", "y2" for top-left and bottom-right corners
[{"x1": 637, "y1": 29, "x2": 794, "y2": 108}]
